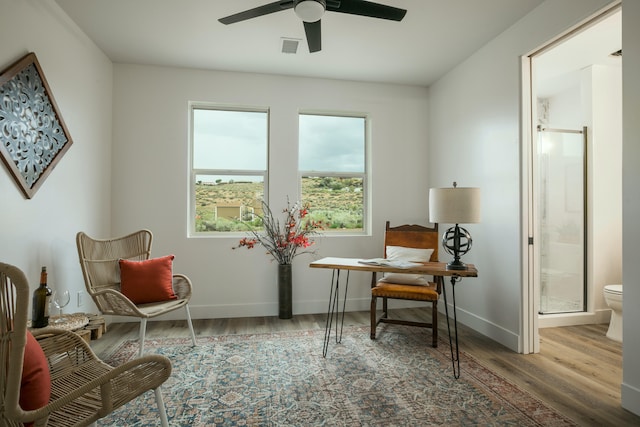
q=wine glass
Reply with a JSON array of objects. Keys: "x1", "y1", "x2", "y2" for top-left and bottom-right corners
[{"x1": 51, "y1": 289, "x2": 71, "y2": 323}]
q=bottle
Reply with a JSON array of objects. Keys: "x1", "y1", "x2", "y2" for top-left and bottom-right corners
[{"x1": 31, "y1": 266, "x2": 52, "y2": 328}]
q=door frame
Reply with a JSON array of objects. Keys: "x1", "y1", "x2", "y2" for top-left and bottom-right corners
[{"x1": 519, "y1": 1, "x2": 621, "y2": 354}]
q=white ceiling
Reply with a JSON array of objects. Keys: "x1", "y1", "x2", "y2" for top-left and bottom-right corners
[
  {"x1": 54, "y1": 0, "x2": 548, "y2": 87},
  {"x1": 535, "y1": 10, "x2": 621, "y2": 98}
]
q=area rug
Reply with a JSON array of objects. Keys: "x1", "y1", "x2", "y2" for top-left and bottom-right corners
[{"x1": 101, "y1": 326, "x2": 575, "y2": 426}]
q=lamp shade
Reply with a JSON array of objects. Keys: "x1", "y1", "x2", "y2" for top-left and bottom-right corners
[
  {"x1": 429, "y1": 186, "x2": 481, "y2": 224},
  {"x1": 294, "y1": 0, "x2": 326, "y2": 22}
]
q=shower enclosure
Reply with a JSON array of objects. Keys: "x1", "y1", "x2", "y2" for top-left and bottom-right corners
[{"x1": 537, "y1": 126, "x2": 587, "y2": 314}]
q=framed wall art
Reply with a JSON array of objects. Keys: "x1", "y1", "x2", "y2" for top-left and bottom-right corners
[{"x1": 0, "y1": 52, "x2": 73, "y2": 199}]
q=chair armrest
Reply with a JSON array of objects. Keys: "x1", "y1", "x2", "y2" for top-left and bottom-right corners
[
  {"x1": 172, "y1": 273, "x2": 193, "y2": 300},
  {"x1": 16, "y1": 329, "x2": 171, "y2": 425},
  {"x1": 32, "y1": 328, "x2": 99, "y2": 367},
  {"x1": 92, "y1": 288, "x2": 143, "y2": 316}
]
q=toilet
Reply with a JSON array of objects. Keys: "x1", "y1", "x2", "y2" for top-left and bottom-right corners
[{"x1": 603, "y1": 284, "x2": 623, "y2": 342}]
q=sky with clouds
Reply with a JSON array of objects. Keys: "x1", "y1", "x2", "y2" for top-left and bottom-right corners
[{"x1": 193, "y1": 109, "x2": 365, "y2": 183}]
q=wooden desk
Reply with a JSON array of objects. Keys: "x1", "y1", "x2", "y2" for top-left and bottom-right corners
[{"x1": 310, "y1": 257, "x2": 478, "y2": 378}]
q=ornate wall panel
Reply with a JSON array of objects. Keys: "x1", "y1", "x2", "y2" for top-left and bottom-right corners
[{"x1": 0, "y1": 52, "x2": 73, "y2": 198}]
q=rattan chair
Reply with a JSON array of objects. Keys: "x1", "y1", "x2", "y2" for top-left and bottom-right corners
[
  {"x1": 370, "y1": 222, "x2": 443, "y2": 347},
  {"x1": 0, "y1": 262, "x2": 172, "y2": 427},
  {"x1": 76, "y1": 229, "x2": 197, "y2": 356}
]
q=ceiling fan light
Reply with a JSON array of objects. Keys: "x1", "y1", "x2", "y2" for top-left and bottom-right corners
[{"x1": 294, "y1": 0, "x2": 325, "y2": 23}]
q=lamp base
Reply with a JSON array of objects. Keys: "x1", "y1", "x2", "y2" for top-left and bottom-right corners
[
  {"x1": 442, "y1": 225, "x2": 472, "y2": 271},
  {"x1": 446, "y1": 260, "x2": 468, "y2": 271}
]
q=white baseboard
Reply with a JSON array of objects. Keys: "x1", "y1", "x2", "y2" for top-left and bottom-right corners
[
  {"x1": 105, "y1": 298, "x2": 372, "y2": 324},
  {"x1": 538, "y1": 309, "x2": 611, "y2": 328},
  {"x1": 104, "y1": 298, "x2": 521, "y2": 353},
  {"x1": 439, "y1": 301, "x2": 521, "y2": 352},
  {"x1": 109, "y1": 299, "x2": 611, "y2": 355},
  {"x1": 622, "y1": 382, "x2": 640, "y2": 417}
]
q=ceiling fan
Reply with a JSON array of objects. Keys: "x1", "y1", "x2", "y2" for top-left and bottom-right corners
[{"x1": 218, "y1": 0, "x2": 407, "y2": 53}]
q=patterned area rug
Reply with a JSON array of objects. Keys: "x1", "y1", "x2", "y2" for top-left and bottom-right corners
[{"x1": 102, "y1": 326, "x2": 575, "y2": 426}]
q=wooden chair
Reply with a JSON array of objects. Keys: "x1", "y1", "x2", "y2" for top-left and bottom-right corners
[
  {"x1": 370, "y1": 221, "x2": 442, "y2": 347},
  {"x1": 0, "y1": 262, "x2": 172, "y2": 427},
  {"x1": 76, "y1": 229, "x2": 197, "y2": 356}
]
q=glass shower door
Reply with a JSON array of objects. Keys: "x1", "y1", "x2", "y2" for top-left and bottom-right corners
[{"x1": 537, "y1": 126, "x2": 587, "y2": 314}]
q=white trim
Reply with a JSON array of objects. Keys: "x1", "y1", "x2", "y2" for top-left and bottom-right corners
[
  {"x1": 187, "y1": 104, "x2": 269, "y2": 237},
  {"x1": 298, "y1": 111, "x2": 370, "y2": 234},
  {"x1": 622, "y1": 382, "x2": 640, "y2": 416},
  {"x1": 538, "y1": 309, "x2": 610, "y2": 328},
  {"x1": 520, "y1": 54, "x2": 537, "y2": 354},
  {"x1": 442, "y1": 300, "x2": 521, "y2": 352},
  {"x1": 520, "y1": 1, "x2": 621, "y2": 355}
]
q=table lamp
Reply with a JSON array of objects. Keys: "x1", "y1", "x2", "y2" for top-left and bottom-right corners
[{"x1": 429, "y1": 182, "x2": 481, "y2": 270}]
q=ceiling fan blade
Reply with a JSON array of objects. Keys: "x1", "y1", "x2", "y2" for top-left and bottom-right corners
[
  {"x1": 219, "y1": 1, "x2": 294, "y2": 25},
  {"x1": 327, "y1": 0, "x2": 407, "y2": 21},
  {"x1": 303, "y1": 20, "x2": 322, "y2": 53}
]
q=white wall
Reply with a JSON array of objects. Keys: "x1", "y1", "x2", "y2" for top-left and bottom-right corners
[
  {"x1": 427, "y1": 0, "x2": 616, "y2": 351},
  {"x1": 2, "y1": 0, "x2": 638, "y2": 417},
  {"x1": 111, "y1": 64, "x2": 430, "y2": 319},
  {"x1": 429, "y1": 0, "x2": 639, "y2": 415},
  {"x1": 621, "y1": 0, "x2": 640, "y2": 416},
  {"x1": 589, "y1": 65, "x2": 623, "y2": 311},
  {"x1": 0, "y1": 0, "x2": 112, "y2": 313}
]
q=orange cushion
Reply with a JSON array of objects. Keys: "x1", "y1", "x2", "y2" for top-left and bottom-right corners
[
  {"x1": 119, "y1": 255, "x2": 177, "y2": 304},
  {"x1": 372, "y1": 282, "x2": 439, "y2": 301},
  {"x1": 20, "y1": 330, "x2": 51, "y2": 427}
]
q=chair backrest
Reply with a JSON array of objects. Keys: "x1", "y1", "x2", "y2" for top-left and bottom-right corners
[
  {"x1": 76, "y1": 229, "x2": 153, "y2": 296},
  {"x1": 0, "y1": 263, "x2": 32, "y2": 426},
  {"x1": 383, "y1": 221, "x2": 439, "y2": 261}
]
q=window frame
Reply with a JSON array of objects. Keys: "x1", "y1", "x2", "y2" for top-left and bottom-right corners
[
  {"x1": 188, "y1": 103, "x2": 269, "y2": 237},
  {"x1": 298, "y1": 111, "x2": 370, "y2": 235}
]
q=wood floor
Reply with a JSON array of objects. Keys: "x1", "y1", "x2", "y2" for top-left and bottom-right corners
[{"x1": 90, "y1": 308, "x2": 640, "y2": 426}]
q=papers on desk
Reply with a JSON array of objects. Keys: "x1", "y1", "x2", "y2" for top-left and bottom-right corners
[{"x1": 358, "y1": 258, "x2": 422, "y2": 269}]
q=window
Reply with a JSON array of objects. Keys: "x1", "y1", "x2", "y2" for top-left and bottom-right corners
[
  {"x1": 190, "y1": 105, "x2": 268, "y2": 234},
  {"x1": 299, "y1": 113, "x2": 367, "y2": 232}
]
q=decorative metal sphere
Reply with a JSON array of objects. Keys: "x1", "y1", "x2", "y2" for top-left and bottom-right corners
[{"x1": 442, "y1": 226, "x2": 473, "y2": 257}]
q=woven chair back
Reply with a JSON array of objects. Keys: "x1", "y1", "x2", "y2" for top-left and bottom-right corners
[
  {"x1": 76, "y1": 229, "x2": 152, "y2": 301},
  {"x1": 0, "y1": 263, "x2": 33, "y2": 426}
]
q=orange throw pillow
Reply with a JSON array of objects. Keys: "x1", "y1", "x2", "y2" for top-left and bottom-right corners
[
  {"x1": 119, "y1": 255, "x2": 177, "y2": 304},
  {"x1": 21, "y1": 330, "x2": 51, "y2": 427}
]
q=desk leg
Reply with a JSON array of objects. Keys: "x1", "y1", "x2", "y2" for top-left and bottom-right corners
[
  {"x1": 322, "y1": 269, "x2": 349, "y2": 358},
  {"x1": 442, "y1": 276, "x2": 461, "y2": 379}
]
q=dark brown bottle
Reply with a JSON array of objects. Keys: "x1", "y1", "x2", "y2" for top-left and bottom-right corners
[{"x1": 31, "y1": 266, "x2": 52, "y2": 328}]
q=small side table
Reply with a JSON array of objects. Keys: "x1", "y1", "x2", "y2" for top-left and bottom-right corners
[
  {"x1": 29, "y1": 313, "x2": 105, "y2": 343},
  {"x1": 85, "y1": 313, "x2": 107, "y2": 340}
]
